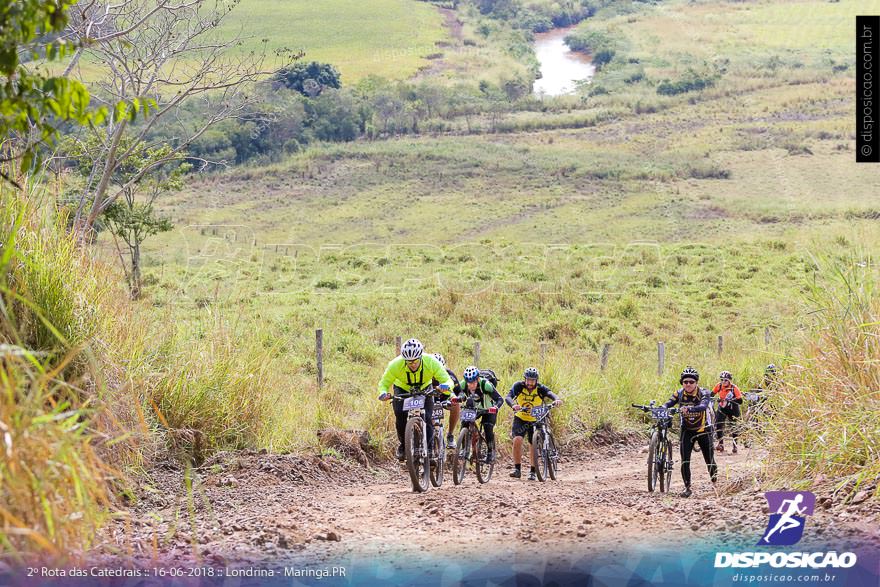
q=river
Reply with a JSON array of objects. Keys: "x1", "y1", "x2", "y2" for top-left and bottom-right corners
[{"x1": 532, "y1": 26, "x2": 595, "y2": 97}]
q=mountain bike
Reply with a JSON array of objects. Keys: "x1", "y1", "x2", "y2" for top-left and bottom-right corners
[
  {"x1": 392, "y1": 386, "x2": 446, "y2": 493},
  {"x1": 631, "y1": 402, "x2": 680, "y2": 493},
  {"x1": 526, "y1": 403, "x2": 559, "y2": 482},
  {"x1": 740, "y1": 388, "x2": 770, "y2": 448},
  {"x1": 452, "y1": 395, "x2": 495, "y2": 485},
  {"x1": 429, "y1": 395, "x2": 452, "y2": 488}
]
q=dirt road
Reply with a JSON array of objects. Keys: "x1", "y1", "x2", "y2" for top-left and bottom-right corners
[{"x1": 98, "y1": 439, "x2": 879, "y2": 571}]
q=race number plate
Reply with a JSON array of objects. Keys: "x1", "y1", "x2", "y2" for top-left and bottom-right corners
[
  {"x1": 745, "y1": 392, "x2": 760, "y2": 402},
  {"x1": 651, "y1": 408, "x2": 669, "y2": 420},
  {"x1": 403, "y1": 396, "x2": 425, "y2": 411},
  {"x1": 433, "y1": 407, "x2": 445, "y2": 420},
  {"x1": 461, "y1": 408, "x2": 477, "y2": 423},
  {"x1": 530, "y1": 406, "x2": 547, "y2": 419}
]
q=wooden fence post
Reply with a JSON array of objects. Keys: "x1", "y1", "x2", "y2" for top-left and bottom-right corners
[
  {"x1": 473, "y1": 342, "x2": 481, "y2": 367},
  {"x1": 395, "y1": 336, "x2": 402, "y2": 355},
  {"x1": 540, "y1": 342, "x2": 548, "y2": 368},
  {"x1": 717, "y1": 335, "x2": 724, "y2": 357},
  {"x1": 600, "y1": 344, "x2": 610, "y2": 371},
  {"x1": 764, "y1": 326, "x2": 771, "y2": 348},
  {"x1": 316, "y1": 329, "x2": 324, "y2": 390}
]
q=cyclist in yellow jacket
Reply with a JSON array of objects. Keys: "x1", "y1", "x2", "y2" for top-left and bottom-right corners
[{"x1": 377, "y1": 338, "x2": 454, "y2": 461}]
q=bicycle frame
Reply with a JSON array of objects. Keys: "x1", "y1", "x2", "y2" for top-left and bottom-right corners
[{"x1": 396, "y1": 387, "x2": 443, "y2": 461}]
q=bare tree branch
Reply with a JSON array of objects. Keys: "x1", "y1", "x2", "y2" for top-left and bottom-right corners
[{"x1": 58, "y1": 0, "x2": 293, "y2": 239}]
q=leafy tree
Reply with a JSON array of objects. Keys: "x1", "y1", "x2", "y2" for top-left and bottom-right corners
[
  {"x1": 272, "y1": 62, "x2": 341, "y2": 97},
  {"x1": 0, "y1": 0, "x2": 106, "y2": 185},
  {"x1": 64, "y1": 133, "x2": 186, "y2": 298},
  {"x1": 59, "y1": 0, "x2": 294, "y2": 241}
]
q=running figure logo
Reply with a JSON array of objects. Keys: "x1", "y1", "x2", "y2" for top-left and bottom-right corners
[{"x1": 758, "y1": 491, "x2": 816, "y2": 546}]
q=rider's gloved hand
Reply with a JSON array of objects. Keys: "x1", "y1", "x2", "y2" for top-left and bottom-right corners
[
  {"x1": 513, "y1": 404, "x2": 523, "y2": 412},
  {"x1": 553, "y1": 399, "x2": 563, "y2": 407},
  {"x1": 488, "y1": 407, "x2": 497, "y2": 414},
  {"x1": 378, "y1": 392, "x2": 391, "y2": 401},
  {"x1": 449, "y1": 395, "x2": 460, "y2": 404}
]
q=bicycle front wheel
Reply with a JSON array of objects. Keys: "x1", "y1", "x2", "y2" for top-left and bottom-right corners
[
  {"x1": 452, "y1": 427, "x2": 471, "y2": 485},
  {"x1": 648, "y1": 430, "x2": 659, "y2": 492},
  {"x1": 660, "y1": 436, "x2": 673, "y2": 492},
  {"x1": 430, "y1": 428, "x2": 444, "y2": 487},
  {"x1": 547, "y1": 431, "x2": 558, "y2": 480},
  {"x1": 475, "y1": 433, "x2": 494, "y2": 484},
  {"x1": 405, "y1": 417, "x2": 430, "y2": 493},
  {"x1": 533, "y1": 427, "x2": 548, "y2": 482}
]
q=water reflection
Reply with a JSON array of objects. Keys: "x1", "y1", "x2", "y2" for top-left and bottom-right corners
[{"x1": 533, "y1": 26, "x2": 596, "y2": 97}]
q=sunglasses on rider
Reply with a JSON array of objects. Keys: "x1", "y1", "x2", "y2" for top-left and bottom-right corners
[{"x1": 682, "y1": 379, "x2": 696, "y2": 385}]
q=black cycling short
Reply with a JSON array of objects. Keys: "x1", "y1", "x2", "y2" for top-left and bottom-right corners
[{"x1": 511, "y1": 417, "x2": 535, "y2": 442}]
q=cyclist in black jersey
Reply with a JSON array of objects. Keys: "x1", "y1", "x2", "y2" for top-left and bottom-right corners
[
  {"x1": 663, "y1": 366, "x2": 718, "y2": 498},
  {"x1": 430, "y1": 353, "x2": 461, "y2": 449}
]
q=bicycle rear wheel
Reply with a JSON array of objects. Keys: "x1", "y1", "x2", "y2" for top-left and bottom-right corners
[
  {"x1": 452, "y1": 427, "x2": 470, "y2": 485},
  {"x1": 547, "y1": 432, "x2": 558, "y2": 480},
  {"x1": 533, "y1": 428, "x2": 548, "y2": 482},
  {"x1": 475, "y1": 433, "x2": 494, "y2": 484},
  {"x1": 405, "y1": 417, "x2": 430, "y2": 493}
]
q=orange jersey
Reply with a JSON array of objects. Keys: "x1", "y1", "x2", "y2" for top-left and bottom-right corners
[{"x1": 712, "y1": 382, "x2": 742, "y2": 407}]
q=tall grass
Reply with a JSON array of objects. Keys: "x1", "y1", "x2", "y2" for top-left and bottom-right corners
[
  {"x1": 0, "y1": 179, "x2": 298, "y2": 560},
  {"x1": 0, "y1": 183, "x2": 121, "y2": 561},
  {"x1": 763, "y1": 253, "x2": 880, "y2": 495}
]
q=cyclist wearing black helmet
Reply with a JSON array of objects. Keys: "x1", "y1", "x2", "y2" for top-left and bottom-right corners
[
  {"x1": 745, "y1": 364, "x2": 779, "y2": 426},
  {"x1": 457, "y1": 365, "x2": 504, "y2": 463},
  {"x1": 505, "y1": 367, "x2": 562, "y2": 481},
  {"x1": 763, "y1": 364, "x2": 779, "y2": 390},
  {"x1": 663, "y1": 366, "x2": 717, "y2": 497}
]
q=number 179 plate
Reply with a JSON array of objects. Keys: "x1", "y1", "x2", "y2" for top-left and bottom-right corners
[{"x1": 461, "y1": 408, "x2": 477, "y2": 422}]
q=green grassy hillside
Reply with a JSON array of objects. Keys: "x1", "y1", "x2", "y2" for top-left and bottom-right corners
[
  {"x1": 121, "y1": 0, "x2": 879, "y2": 455},
  {"x1": 222, "y1": 0, "x2": 446, "y2": 81}
]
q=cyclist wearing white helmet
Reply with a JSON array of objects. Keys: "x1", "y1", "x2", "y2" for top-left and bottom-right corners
[
  {"x1": 505, "y1": 367, "x2": 561, "y2": 480},
  {"x1": 712, "y1": 370, "x2": 743, "y2": 454},
  {"x1": 663, "y1": 366, "x2": 717, "y2": 497},
  {"x1": 430, "y1": 353, "x2": 462, "y2": 449},
  {"x1": 377, "y1": 338, "x2": 454, "y2": 461}
]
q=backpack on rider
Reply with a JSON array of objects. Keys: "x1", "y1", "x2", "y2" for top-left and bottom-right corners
[{"x1": 479, "y1": 368, "x2": 499, "y2": 389}]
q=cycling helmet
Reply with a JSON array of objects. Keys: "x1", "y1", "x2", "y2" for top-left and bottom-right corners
[
  {"x1": 765, "y1": 364, "x2": 777, "y2": 373},
  {"x1": 463, "y1": 365, "x2": 479, "y2": 382},
  {"x1": 432, "y1": 353, "x2": 446, "y2": 367},
  {"x1": 524, "y1": 367, "x2": 539, "y2": 380},
  {"x1": 680, "y1": 366, "x2": 699, "y2": 383},
  {"x1": 719, "y1": 370, "x2": 732, "y2": 381},
  {"x1": 401, "y1": 338, "x2": 424, "y2": 361}
]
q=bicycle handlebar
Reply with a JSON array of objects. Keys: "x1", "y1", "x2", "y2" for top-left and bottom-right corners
[
  {"x1": 391, "y1": 386, "x2": 449, "y2": 400},
  {"x1": 631, "y1": 404, "x2": 680, "y2": 414}
]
